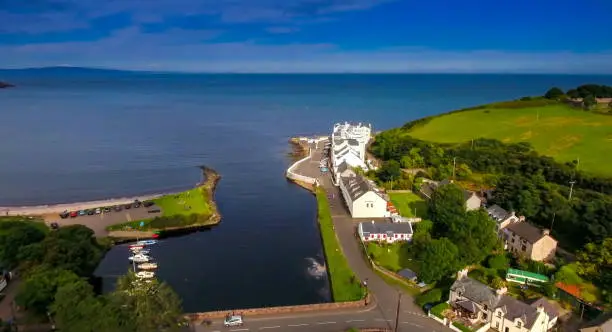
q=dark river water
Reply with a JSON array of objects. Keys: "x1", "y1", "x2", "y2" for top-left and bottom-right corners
[{"x1": 2, "y1": 72, "x2": 611, "y2": 311}]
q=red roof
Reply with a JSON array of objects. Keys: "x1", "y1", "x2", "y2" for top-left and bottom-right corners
[
  {"x1": 387, "y1": 202, "x2": 394, "y2": 207},
  {"x1": 555, "y1": 282, "x2": 581, "y2": 298}
]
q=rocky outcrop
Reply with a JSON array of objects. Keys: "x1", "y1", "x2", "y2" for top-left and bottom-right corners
[{"x1": 0, "y1": 81, "x2": 15, "y2": 89}]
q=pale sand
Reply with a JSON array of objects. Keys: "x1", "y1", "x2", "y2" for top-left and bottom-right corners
[{"x1": 0, "y1": 193, "x2": 169, "y2": 217}]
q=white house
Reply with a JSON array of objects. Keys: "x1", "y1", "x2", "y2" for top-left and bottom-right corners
[
  {"x1": 339, "y1": 171, "x2": 388, "y2": 218},
  {"x1": 487, "y1": 204, "x2": 522, "y2": 233},
  {"x1": 329, "y1": 122, "x2": 372, "y2": 186},
  {"x1": 358, "y1": 221, "x2": 413, "y2": 243}
]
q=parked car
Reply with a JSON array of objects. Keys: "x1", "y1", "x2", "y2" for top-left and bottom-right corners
[
  {"x1": 132, "y1": 200, "x2": 141, "y2": 208},
  {"x1": 124, "y1": 204, "x2": 132, "y2": 209},
  {"x1": 148, "y1": 208, "x2": 161, "y2": 214},
  {"x1": 223, "y1": 315, "x2": 243, "y2": 327},
  {"x1": 103, "y1": 207, "x2": 111, "y2": 213},
  {"x1": 114, "y1": 205, "x2": 122, "y2": 212},
  {"x1": 70, "y1": 211, "x2": 78, "y2": 218},
  {"x1": 50, "y1": 222, "x2": 59, "y2": 230},
  {"x1": 59, "y1": 211, "x2": 69, "y2": 219},
  {"x1": 143, "y1": 201, "x2": 155, "y2": 207},
  {"x1": 86, "y1": 209, "x2": 95, "y2": 215},
  {"x1": 95, "y1": 208, "x2": 101, "y2": 214},
  {"x1": 78, "y1": 210, "x2": 86, "y2": 216}
]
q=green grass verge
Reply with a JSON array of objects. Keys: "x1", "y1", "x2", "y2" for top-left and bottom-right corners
[
  {"x1": 153, "y1": 187, "x2": 211, "y2": 217},
  {"x1": 315, "y1": 187, "x2": 364, "y2": 302},
  {"x1": 0, "y1": 216, "x2": 49, "y2": 233},
  {"x1": 453, "y1": 322, "x2": 473, "y2": 332},
  {"x1": 430, "y1": 302, "x2": 450, "y2": 318},
  {"x1": 373, "y1": 269, "x2": 421, "y2": 296},
  {"x1": 405, "y1": 103, "x2": 612, "y2": 176},
  {"x1": 388, "y1": 192, "x2": 428, "y2": 218}
]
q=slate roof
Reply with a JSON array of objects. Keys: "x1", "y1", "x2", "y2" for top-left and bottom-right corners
[
  {"x1": 530, "y1": 298, "x2": 559, "y2": 320},
  {"x1": 398, "y1": 268, "x2": 418, "y2": 281},
  {"x1": 505, "y1": 222, "x2": 548, "y2": 244},
  {"x1": 347, "y1": 138, "x2": 360, "y2": 146},
  {"x1": 456, "y1": 300, "x2": 478, "y2": 313},
  {"x1": 360, "y1": 221, "x2": 413, "y2": 236},
  {"x1": 451, "y1": 277, "x2": 543, "y2": 329},
  {"x1": 336, "y1": 161, "x2": 350, "y2": 174},
  {"x1": 487, "y1": 204, "x2": 511, "y2": 222},
  {"x1": 341, "y1": 174, "x2": 372, "y2": 201}
]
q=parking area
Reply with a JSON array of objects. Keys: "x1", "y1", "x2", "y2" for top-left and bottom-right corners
[
  {"x1": 46, "y1": 204, "x2": 162, "y2": 237},
  {"x1": 292, "y1": 139, "x2": 329, "y2": 179}
]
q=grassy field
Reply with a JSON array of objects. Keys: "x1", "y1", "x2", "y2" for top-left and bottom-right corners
[
  {"x1": 406, "y1": 104, "x2": 612, "y2": 176},
  {"x1": 153, "y1": 187, "x2": 211, "y2": 217},
  {"x1": 315, "y1": 188, "x2": 365, "y2": 302},
  {"x1": 388, "y1": 192, "x2": 428, "y2": 218},
  {"x1": 365, "y1": 242, "x2": 404, "y2": 272}
]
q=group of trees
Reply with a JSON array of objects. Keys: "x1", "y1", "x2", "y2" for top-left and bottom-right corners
[
  {"x1": 410, "y1": 184, "x2": 499, "y2": 283},
  {"x1": 0, "y1": 219, "x2": 185, "y2": 330},
  {"x1": 544, "y1": 85, "x2": 612, "y2": 109},
  {"x1": 370, "y1": 131, "x2": 612, "y2": 249}
]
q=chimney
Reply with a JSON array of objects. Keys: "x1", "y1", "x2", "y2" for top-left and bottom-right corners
[
  {"x1": 519, "y1": 215, "x2": 526, "y2": 222},
  {"x1": 542, "y1": 229, "x2": 550, "y2": 236},
  {"x1": 457, "y1": 268, "x2": 469, "y2": 280},
  {"x1": 510, "y1": 211, "x2": 516, "y2": 217},
  {"x1": 496, "y1": 287, "x2": 507, "y2": 295}
]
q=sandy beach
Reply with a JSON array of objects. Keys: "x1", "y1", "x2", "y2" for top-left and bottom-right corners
[{"x1": 0, "y1": 193, "x2": 168, "y2": 217}]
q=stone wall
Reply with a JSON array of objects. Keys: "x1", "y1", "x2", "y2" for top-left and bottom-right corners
[{"x1": 186, "y1": 295, "x2": 370, "y2": 321}]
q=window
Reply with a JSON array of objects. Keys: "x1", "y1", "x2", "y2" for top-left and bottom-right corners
[
  {"x1": 521, "y1": 245, "x2": 527, "y2": 251},
  {"x1": 495, "y1": 322, "x2": 499, "y2": 329},
  {"x1": 497, "y1": 311, "x2": 502, "y2": 318},
  {"x1": 516, "y1": 321, "x2": 522, "y2": 328}
]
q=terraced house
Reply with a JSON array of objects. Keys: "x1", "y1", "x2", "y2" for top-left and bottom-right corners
[
  {"x1": 339, "y1": 169, "x2": 389, "y2": 218},
  {"x1": 329, "y1": 122, "x2": 372, "y2": 184},
  {"x1": 449, "y1": 270, "x2": 558, "y2": 332}
]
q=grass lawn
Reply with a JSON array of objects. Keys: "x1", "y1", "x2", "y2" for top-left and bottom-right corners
[
  {"x1": 389, "y1": 192, "x2": 428, "y2": 218},
  {"x1": 0, "y1": 216, "x2": 48, "y2": 233},
  {"x1": 106, "y1": 218, "x2": 153, "y2": 231},
  {"x1": 406, "y1": 104, "x2": 612, "y2": 176},
  {"x1": 316, "y1": 188, "x2": 365, "y2": 302},
  {"x1": 153, "y1": 187, "x2": 211, "y2": 217},
  {"x1": 365, "y1": 242, "x2": 407, "y2": 272}
]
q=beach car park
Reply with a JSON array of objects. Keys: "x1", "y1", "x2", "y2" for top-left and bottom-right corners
[{"x1": 224, "y1": 315, "x2": 243, "y2": 327}]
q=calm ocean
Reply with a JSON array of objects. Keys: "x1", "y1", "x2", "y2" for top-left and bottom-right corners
[{"x1": 1, "y1": 72, "x2": 611, "y2": 311}]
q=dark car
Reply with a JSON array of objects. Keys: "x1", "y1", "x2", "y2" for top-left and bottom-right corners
[
  {"x1": 133, "y1": 200, "x2": 141, "y2": 208},
  {"x1": 148, "y1": 208, "x2": 161, "y2": 213},
  {"x1": 124, "y1": 204, "x2": 132, "y2": 209},
  {"x1": 143, "y1": 201, "x2": 155, "y2": 208},
  {"x1": 103, "y1": 207, "x2": 111, "y2": 213},
  {"x1": 114, "y1": 205, "x2": 123, "y2": 212},
  {"x1": 87, "y1": 209, "x2": 95, "y2": 215},
  {"x1": 69, "y1": 211, "x2": 78, "y2": 218},
  {"x1": 59, "y1": 211, "x2": 69, "y2": 219},
  {"x1": 50, "y1": 222, "x2": 59, "y2": 230}
]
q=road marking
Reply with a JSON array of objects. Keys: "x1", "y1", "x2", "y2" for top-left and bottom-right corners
[
  {"x1": 402, "y1": 322, "x2": 423, "y2": 327},
  {"x1": 316, "y1": 321, "x2": 336, "y2": 325},
  {"x1": 287, "y1": 324, "x2": 309, "y2": 327},
  {"x1": 259, "y1": 326, "x2": 280, "y2": 330},
  {"x1": 346, "y1": 319, "x2": 365, "y2": 323},
  {"x1": 230, "y1": 329, "x2": 249, "y2": 332},
  {"x1": 375, "y1": 318, "x2": 391, "y2": 322}
]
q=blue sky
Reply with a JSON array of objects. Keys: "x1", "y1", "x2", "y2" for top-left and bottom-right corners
[{"x1": 1, "y1": 0, "x2": 611, "y2": 73}]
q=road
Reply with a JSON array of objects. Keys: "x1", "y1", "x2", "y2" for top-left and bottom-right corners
[{"x1": 193, "y1": 139, "x2": 449, "y2": 332}]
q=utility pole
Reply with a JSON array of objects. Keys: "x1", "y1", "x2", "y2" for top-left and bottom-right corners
[
  {"x1": 568, "y1": 180, "x2": 576, "y2": 200},
  {"x1": 550, "y1": 212, "x2": 556, "y2": 232},
  {"x1": 394, "y1": 292, "x2": 402, "y2": 332},
  {"x1": 452, "y1": 157, "x2": 457, "y2": 181}
]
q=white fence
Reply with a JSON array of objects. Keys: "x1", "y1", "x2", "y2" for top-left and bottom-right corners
[{"x1": 286, "y1": 148, "x2": 318, "y2": 185}]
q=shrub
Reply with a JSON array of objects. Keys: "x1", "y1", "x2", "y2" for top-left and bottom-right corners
[
  {"x1": 430, "y1": 302, "x2": 450, "y2": 318},
  {"x1": 416, "y1": 288, "x2": 443, "y2": 307},
  {"x1": 453, "y1": 322, "x2": 473, "y2": 332}
]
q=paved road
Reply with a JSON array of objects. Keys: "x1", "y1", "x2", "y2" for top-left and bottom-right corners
[
  {"x1": 48, "y1": 206, "x2": 161, "y2": 236},
  {"x1": 206, "y1": 139, "x2": 449, "y2": 332}
]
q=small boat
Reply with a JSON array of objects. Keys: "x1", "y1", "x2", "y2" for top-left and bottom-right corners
[
  {"x1": 136, "y1": 240, "x2": 158, "y2": 246},
  {"x1": 130, "y1": 248, "x2": 150, "y2": 255},
  {"x1": 138, "y1": 262, "x2": 158, "y2": 270},
  {"x1": 128, "y1": 254, "x2": 150, "y2": 263},
  {"x1": 136, "y1": 271, "x2": 155, "y2": 279},
  {"x1": 129, "y1": 244, "x2": 144, "y2": 249}
]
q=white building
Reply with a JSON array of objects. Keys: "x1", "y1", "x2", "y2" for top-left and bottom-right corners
[
  {"x1": 329, "y1": 122, "x2": 372, "y2": 186},
  {"x1": 358, "y1": 221, "x2": 413, "y2": 243},
  {"x1": 339, "y1": 170, "x2": 388, "y2": 218}
]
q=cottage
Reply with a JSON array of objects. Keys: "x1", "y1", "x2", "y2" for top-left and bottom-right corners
[
  {"x1": 358, "y1": 221, "x2": 413, "y2": 243},
  {"x1": 398, "y1": 268, "x2": 418, "y2": 282},
  {"x1": 503, "y1": 222, "x2": 557, "y2": 262},
  {"x1": 419, "y1": 179, "x2": 482, "y2": 211},
  {"x1": 449, "y1": 270, "x2": 556, "y2": 332},
  {"x1": 487, "y1": 205, "x2": 522, "y2": 232},
  {"x1": 339, "y1": 171, "x2": 389, "y2": 218}
]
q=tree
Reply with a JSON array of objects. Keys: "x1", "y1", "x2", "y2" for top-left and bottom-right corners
[
  {"x1": 576, "y1": 238, "x2": 612, "y2": 290},
  {"x1": 418, "y1": 238, "x2": 460, "y2": 283},
  {"x1": 451, "y1": 210, "x2": 499, "y2": 266},
  {"x1": 487, "y1": 254, "x2": 510, "y2": 272},
  {"x1": 567, "y1": 89, "x2": 580, "y2": 99},
  {"x1": 377, "y1": 160, "x2": 401, "y2": 182},
  {"x1": 429, "y1": 183, "x2": 466, "y2": 235},
  {"x1": 0, "y1": 221, "x2": 46, "y2": 269},
  {"x1": 15, "y1": 267, "x2": 82, "y2": 315},
  {"x1": 111, "y1": 272, "x2": 185, "y2": 331},
  {"x1": 544, "y1": 87, "x2": 564, "y2": 99},
  {"x1": 583, "y1": 94, "x2": 597, "y2": 109}
]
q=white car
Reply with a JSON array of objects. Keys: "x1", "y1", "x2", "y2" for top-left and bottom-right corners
[
  {"x1": 224, "y1": 315, "x2": 243, "y2": 327},
  {"x1": 95, "y1": 208, "x2": 101, "y2": 214}
]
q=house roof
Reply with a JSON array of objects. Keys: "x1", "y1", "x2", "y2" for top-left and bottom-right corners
[
  {"x1": 451, "y1": 277, "x2": 499, "y2": 308},
  {"x1": 347, "y1": 138, "x2": 360, "y2": 146},
  {"x1": 530, "y1": 298, "x2": 559, "y2": 320},
  {"x1": 360, "y1": 221, "x2": 413, "y2": 236},
  {"x1": 456, "y1": 300, "x2": 478, "y2": 313},
  {"x1": 420, "y1": 179, "x2": 479, "y2": 204},
  {"x1": 495, "y1": 295, "x2": 540, "y2": 329},
  {"x1": 336, "y1": 161, "x2": 350, "y2": 174},
  {"x1": 555, "y1": 282, "x2": 582, "y2": 299},
  {"x1": 505, "y1": 222, "x2": 550, "y2": 244},
  {"x1": 398, "y1": 268, "x2": 417, "y2": 280},
  {"x1": 341, "y1": 174, "x2": 372, "y2": 201},
  {"x1": 487, "y1": 204, "x2": 511, "y2": 222}
]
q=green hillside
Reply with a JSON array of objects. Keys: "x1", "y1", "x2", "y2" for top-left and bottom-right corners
[{"x1": 406, "y1": 103, "x2": 612, "y2": 176}]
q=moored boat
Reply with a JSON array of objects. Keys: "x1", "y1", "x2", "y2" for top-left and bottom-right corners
[
  {"x1": 136, "y1": 271, "x2": 155, "y2": 279},
  {"x1": 130, "y1": 248, "x2": 150, "y2": 255},
  {"x1": 129, "y1": 244, "x2": 144, "y2": 249},
  {"x1": 128, "y1": 254, "x2": 150, "y2": 263},
  {"x1": 138, "y1": 262, "x2": 158, "y2": 270},
  {"x1": 136, "y1": 240, "x2": 158, "y2": 246}
]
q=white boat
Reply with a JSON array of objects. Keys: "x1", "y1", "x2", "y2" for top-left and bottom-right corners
[
  {"x1": 136, "y1": 240, "x2": 158, "y2": 246},
  {"x1": 138, "y1": 262, "x2": 158, "y2": 270},
  {"x1": 129, "y1": 244, "x2": 144, "y2": 249},
  {"x1": 136, "y1": 271, "x2": 155, "y2": 279},
  {"x1": 128, "y1": 254, "x2": 150, "y2": 263},
  {"x1": 130, "y1": 248, "x2": 150, "y2": 255}
]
